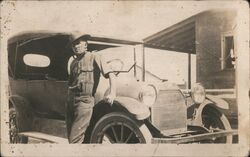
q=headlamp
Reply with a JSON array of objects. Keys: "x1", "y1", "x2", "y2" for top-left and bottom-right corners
[
  {"x1": 139, "y1": 85, "x2": 157, "y2": 107},
  {"x1": 191, "y1": 83, "x2": 206, "y2": 104}
]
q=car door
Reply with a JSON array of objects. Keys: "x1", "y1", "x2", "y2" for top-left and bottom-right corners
[{"x1": 14, "y1": 34, "x2": 72, "y2": 118}]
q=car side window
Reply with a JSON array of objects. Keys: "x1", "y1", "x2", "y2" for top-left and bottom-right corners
[
  {"x1": 15, "y1": 51, "x2": 51, "y2": 80},
  {"x1": 23, "y1": 54, "x2": 50, "y2": 67}
]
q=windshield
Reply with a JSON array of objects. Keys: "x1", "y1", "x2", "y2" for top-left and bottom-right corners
[
  {"x1": 144, "y1": 47, "x2": 196, "y2": 87},
  {"x1": 97, "y1": 45, "x2": 189, "y2": 85}
]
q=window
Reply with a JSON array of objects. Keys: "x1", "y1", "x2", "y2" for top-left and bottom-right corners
[
  {"x1": 23, "y1": 54, "x2": 50, "y2": 67},
  {"x1": 221, "y1": 33, "x2": 235, "y2": 70},
  {"x1": 13, "y1": 53, "x2": 52, "y2": 80}
]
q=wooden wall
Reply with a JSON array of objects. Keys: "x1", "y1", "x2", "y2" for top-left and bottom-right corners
[{"x1": 195, "y1": 10, "x2": 237, "y2": 89}]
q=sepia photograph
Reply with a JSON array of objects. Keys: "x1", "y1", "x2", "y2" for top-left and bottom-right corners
[{"x1": 1, "y1": 1, "x2": 249, "y2": 156}]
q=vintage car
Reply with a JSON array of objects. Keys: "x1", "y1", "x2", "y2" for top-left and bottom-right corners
[{"x1": 8, "y1": 31, "x2": 237, "y2": 144}]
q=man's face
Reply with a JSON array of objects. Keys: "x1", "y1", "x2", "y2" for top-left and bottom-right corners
[{"x1": 73, "y1": 40, "x2": 88, "y2": 55}]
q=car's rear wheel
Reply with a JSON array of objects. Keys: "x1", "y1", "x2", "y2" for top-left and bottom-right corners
[
  {"x1": 90, "y1": 112, "x2": 152, "y2": 144},
  {"x1": 9, "y1": 108, "x2": 28, "y2": 143},
  {"x1": 201, "y1": 107, "x2": 233, "y2": 143}
]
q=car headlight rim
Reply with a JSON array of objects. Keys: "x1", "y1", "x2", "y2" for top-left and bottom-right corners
[
  {"x1": 191, "y1": 83, "x2": 206, "y2": 104},
  {"x1": 139, "y1": 84, "x2": 157, "y2": 107}
]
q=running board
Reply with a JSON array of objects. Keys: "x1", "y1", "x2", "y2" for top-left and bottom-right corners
[
  {"x1": 152, "y1": 130, "x2": 238, "y2": 144},
  {"x1": 19, "y1": 130, "x2": 237, "y2": 144},
  {"x1": 18, "y1": 132, "x2": 68, "y2": 144}
]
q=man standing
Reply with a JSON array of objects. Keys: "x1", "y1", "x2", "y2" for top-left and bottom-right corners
[{"x1": 67, "y1": 35, "x2": 116, "y2": 143}]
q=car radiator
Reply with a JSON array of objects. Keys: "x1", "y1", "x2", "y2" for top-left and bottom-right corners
[{"x1": 151, "y1": 90, "x2": 187, "y2": 136}]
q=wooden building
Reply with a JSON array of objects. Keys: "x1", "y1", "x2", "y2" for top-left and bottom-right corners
[{"x1": 144, "y1": 9, "x2": 237, "y2": 90}]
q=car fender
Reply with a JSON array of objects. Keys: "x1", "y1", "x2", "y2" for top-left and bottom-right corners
[
  {"x1": 9, "y1": 95, "x2": 34, "y2": 132},
  {"x1": 114, "y1": 96, "x2": 150, "y2": 120},
  {"x1": 95, "y1": 79, "x2": 150, "y2": 120},
  {"x1": 188, "y1": 95, "x2": 229, "y2": 126},
  {"x1": 205, "y1": 94, "x2": 229, "y2": 110}
]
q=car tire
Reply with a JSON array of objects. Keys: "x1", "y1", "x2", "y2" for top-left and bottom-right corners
[
  {"x1": 201, "y1": 107, "x2": 233, "y2": 143},
  {"x1": 9, "y1": 108, "x2": 28, "y2": 143},
  {"x1": 90, "y1": 112, "x2": 152, "y2": 144}
]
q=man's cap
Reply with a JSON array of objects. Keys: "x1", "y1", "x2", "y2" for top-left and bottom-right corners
[{"x1": 71, "y1": 32, "x2": 91, "y2": 45}]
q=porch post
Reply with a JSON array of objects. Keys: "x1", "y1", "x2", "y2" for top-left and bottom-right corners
[
  {"x1": 142, "y1": 44, "x2": 145, "y2": 82},
  {"x1": 188, "y1": 51, "x2": 191, "y2": 89},
  {"x1": 133, "y1": 47, "x2": 137, "y2": 78}
]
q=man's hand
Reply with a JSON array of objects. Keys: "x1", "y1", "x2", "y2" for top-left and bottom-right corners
[
  {"x1": 68, "y1": 82, "x2": 82, "y2": 92},
  {"x1": 105, "y1": 73, "x2": 116, "y2": 105},
  {"x1": 104, "y1": 93, "x2": 116, "y2": 105}
]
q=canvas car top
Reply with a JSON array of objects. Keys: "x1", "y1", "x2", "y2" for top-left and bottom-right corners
[
  {"x1": 8, "y1": 30, "x2": 141, "y2": 45},
  {"x1": 8, "y1": 31, "x2": 69, "y2": 45},
  {"x1": 8, "y1": 31, "x2": 141, "y2": 80}
]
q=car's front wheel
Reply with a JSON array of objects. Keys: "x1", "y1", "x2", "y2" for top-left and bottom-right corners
[
  {"x1": 202, "y1": 107, "x2": 233, "y2": 143},
  {"x1": 90, "y1": 112, "x2": 152, "y2": 144}
]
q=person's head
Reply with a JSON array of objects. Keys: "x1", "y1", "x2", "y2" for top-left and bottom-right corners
[
  {"x1": 72, "y1": 39, "x2": 88, "y2": 55},
  {"x1": 71, "y1": 34, "x2": 90, "y2": 55}
]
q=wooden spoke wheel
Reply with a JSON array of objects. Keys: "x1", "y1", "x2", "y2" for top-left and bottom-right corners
[
  {"x1": 90, "y1": 112, "x2": 152, "y2": 144},
  {"x1": 201, "y1": 108, "x2": 233, "y2": 143}
]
